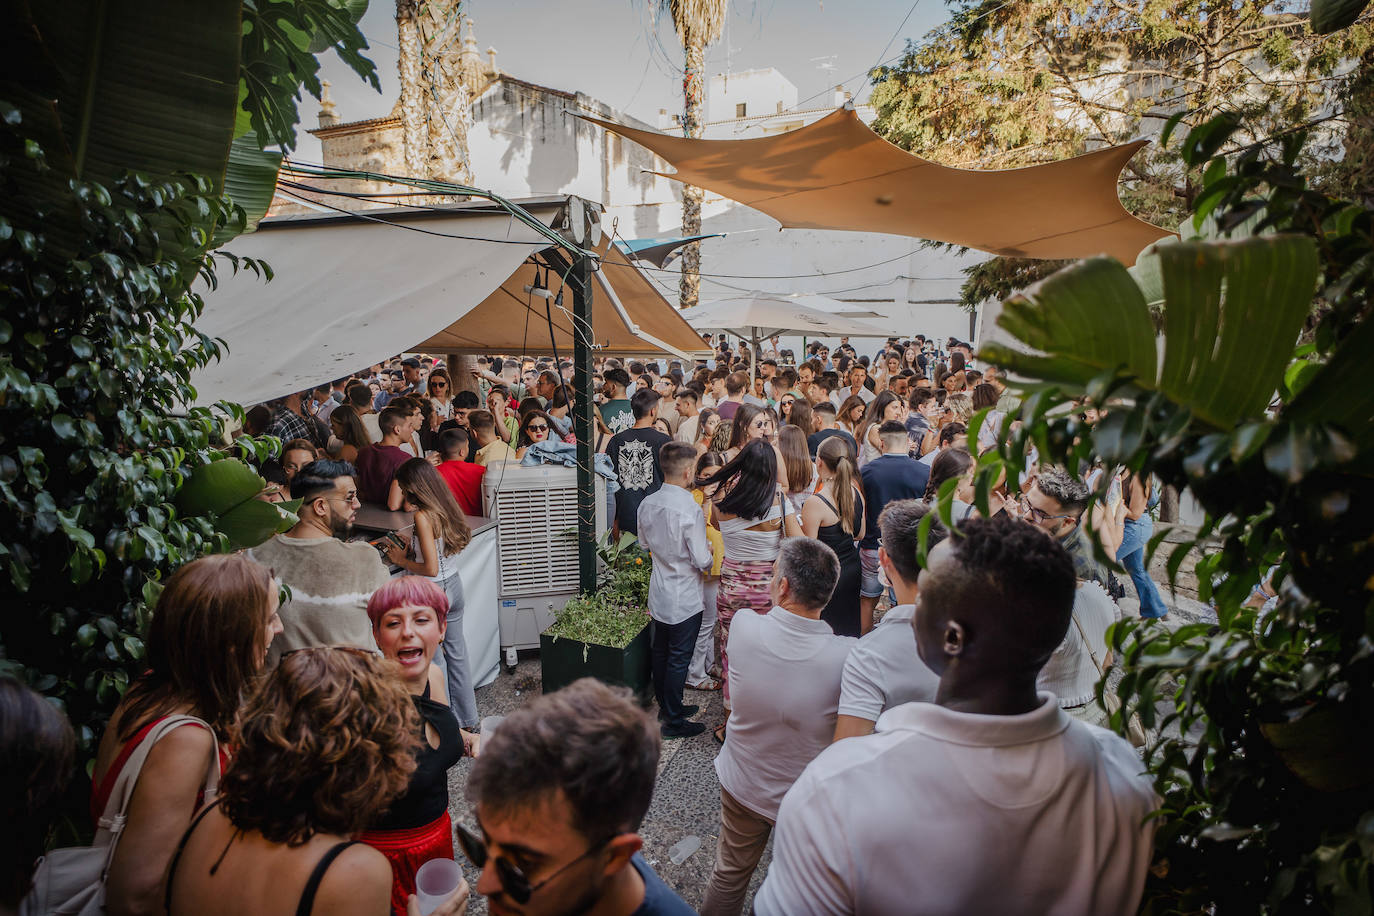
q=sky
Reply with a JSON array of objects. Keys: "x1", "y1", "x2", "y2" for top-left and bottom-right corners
[{"x1": 300, "y1": 0, "x2": 953, "y2": 164}]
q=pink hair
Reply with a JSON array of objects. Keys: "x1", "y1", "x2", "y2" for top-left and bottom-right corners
[{"x1": 366, "y1": 576, "x2": 449, "y2": 629}]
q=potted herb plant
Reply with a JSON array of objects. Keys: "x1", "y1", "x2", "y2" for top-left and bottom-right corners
[{"x1": 540, "y1": 532, "x2": 653, "y2": 701}]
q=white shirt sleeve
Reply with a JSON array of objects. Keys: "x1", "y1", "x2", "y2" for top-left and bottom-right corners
[
  {"x1": 683, "y1": 504, "x2": 714, "y2": 572},
  {"x1": 755, "y1": 768, "x2": 853, "y2": 916},
  {"x1": 835, "y1": 642, "x2": 883, "y2": 722}
]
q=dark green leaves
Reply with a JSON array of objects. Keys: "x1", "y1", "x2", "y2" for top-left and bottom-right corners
[{"x1": 237, "y1": 0, "x2": 379, "y2": 152}]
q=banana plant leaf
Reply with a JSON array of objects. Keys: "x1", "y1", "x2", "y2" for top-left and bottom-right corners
[
  {"x1": 14, "y1": 0, "x2": 242, "y2": 191},
  {"x1": 216, "y1": 495, "x2": 299, "y2": 550},
  {"x1": 983, "y1": 236, "x2": 1320, "y2": 430}
]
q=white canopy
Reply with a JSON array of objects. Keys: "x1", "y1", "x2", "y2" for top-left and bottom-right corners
[
  {"x1": 189, "y1": 202, "x2": 563, "y2": 408},
  {"x1": 681, "y1": 292, "x2": 894, "y2": 342}
]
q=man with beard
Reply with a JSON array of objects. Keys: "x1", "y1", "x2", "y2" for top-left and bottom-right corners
[
  {"x1": 247, "y1": 459, "x2": 389, "y2": 665},
  {"x1": 461, "y1": 678, "x2": 695, "y2": 916}
]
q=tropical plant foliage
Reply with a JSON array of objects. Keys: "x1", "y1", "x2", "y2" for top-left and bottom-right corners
[
  {"x1": 966, "y1": 109, "x2": 1373, "y2": 912},
  {"x1": 544, "y1": 532, "x2": 652, "y2": 649},
  {"x1": 869, "y1": 0, "x2": 1374, "y2": 308},
  {"x1": 0, "y1": 0, "x2": 377, "y2": 810}
]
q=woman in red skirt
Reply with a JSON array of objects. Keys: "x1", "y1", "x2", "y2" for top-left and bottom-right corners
[{"x1": 360, "y1": 576, "x2": 480, "y2": 914}]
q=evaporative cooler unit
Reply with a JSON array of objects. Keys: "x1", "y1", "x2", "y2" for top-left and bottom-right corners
[{"x1": 482, "y1": 464, "x2": 607, "y2": 671}]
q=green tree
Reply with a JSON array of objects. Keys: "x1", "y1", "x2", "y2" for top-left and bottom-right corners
[
  {"x1": 0, "y1": 0, "x2": 377, "y2": 818},
  {"x1": 869, "y1": 0, "x2": 1373, "y2": 308}
]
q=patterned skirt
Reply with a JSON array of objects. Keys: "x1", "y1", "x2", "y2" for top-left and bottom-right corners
[
  {"x1": 717, "y1": 557, "x2": 776, "y2": 710},
  {"x1": 359, "y1": 810, "x2": 455, "y2": 915}
]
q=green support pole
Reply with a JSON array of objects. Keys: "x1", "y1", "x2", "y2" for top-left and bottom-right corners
[{"x1": 570, "y1": 255, "x2": 598, "y2": 594}]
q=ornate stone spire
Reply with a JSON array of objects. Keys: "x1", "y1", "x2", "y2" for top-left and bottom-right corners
[
  {"x1": 318, "y1": 79, "x2": 339, "y2": 127},
  {"x1": 458, "y1": 16, "x2": 485, "y2": 94}
]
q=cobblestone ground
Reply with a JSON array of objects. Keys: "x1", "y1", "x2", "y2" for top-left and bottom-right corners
[{"x1": 447, "y1": 526, "x2": 1216, "y2": 913}]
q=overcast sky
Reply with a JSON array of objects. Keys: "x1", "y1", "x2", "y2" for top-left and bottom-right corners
[{"x1": 299, "y1": 0, "x2": 951, "y2": 164}]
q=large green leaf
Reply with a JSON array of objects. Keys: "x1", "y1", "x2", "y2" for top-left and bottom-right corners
[
  {"x1": 216, "y1": 496, "x2": 298, "y2": 550},
  {"x1": 19, "y1": 0, "x2": 242, "y2": 189},
  {"x1": 1159, "y1": 239, "x2": 1318, "y2": 428},
  {"x1": 176, "y1": 456, "x2": 266, "y2": 517},
  {"x1": 984, "y1": 236, "x2": 1319, "y2": 430},
  {"x1": 218, "y1": 130, "x2": 282, "y2": 239},
  {"x1": 984, "y1": 256, "x2": 1158, "y2": 388}
]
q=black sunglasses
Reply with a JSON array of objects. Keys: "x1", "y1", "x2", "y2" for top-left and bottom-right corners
[{"x1": 454, "y1": 821, "x2": 613, "y2": 905}]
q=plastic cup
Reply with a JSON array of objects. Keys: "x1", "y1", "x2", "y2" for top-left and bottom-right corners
[
  {"x1": 480, "y1": 715, "x2": 505, "y2": 740},
  {"x1": 414, "y1": 858, "x2": 463, "y2": 915}
]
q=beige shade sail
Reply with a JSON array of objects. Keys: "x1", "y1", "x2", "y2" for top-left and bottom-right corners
[
  {"x1": 189, "y1": 204, "x2": 559, "y2": 408},
  {"x1": 581, "y1": 107, "x2": 1172, "y2": 266},
  {"x1": 416, "y1": 236, "x2": 710, "y2": 361}
]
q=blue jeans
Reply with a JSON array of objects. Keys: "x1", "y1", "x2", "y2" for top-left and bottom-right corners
[{"x1": 1117, "y1": 515, "x2": 1169, "y2": 618}]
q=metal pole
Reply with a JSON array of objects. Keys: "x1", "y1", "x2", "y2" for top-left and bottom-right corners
[{"x1": 570, "y1": 255, "x2": 598, "y2": 594}]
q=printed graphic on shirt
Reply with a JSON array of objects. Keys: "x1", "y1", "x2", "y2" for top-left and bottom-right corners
[
  {"x1": 617, "y1": 439, "x2": 655, "y2": 490},
  {"x1": 608, "y1": 411, "x2": 634, "y2": 434}
]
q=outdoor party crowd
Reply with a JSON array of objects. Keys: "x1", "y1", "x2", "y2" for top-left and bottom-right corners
[{"x1": 7, "y1": 332, "x2": 1178, "y2": 916}]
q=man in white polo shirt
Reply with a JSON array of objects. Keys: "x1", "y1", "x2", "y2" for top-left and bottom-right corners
[
  {"x1": 757, "y1": 514, "x2": 1157, "y2": 915},
  {"x1": 832, "y1": 499, "x2": 946, "y2": 742},
  {"x1": 700, "y1": 538, "x2": 852, "y2": 916}
]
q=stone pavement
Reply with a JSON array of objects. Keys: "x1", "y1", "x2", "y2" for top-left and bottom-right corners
[{"x1": 445, "y1": 658, "x2": 739, "y2": 914}]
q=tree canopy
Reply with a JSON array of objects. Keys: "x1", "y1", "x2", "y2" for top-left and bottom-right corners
[{"x1": 869, "y1": 0, "x2": 1373, "y2": 307}]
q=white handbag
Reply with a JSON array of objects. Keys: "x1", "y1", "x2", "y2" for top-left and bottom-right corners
[{"x1": 21, "y1": 714, "x2": 220, "y2": 916}]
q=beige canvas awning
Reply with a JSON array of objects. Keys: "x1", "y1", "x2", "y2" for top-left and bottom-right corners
[
  {"x1": 416, "y1": 236, "x2": 709, "y2": 361},
  {"x1": 582, "y1": 106, "x2": 1171, "y2": 266}
]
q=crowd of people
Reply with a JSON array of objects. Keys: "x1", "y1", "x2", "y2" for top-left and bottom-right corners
[{"x1": 3, "y1": 333, "x2": 1175, "y2": 916}]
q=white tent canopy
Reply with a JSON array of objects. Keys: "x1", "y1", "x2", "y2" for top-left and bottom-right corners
[
  {"x1": 188, "y1": 201, "x2": 566, "y2": 408},
  {"x1": 682, "y1": 291, "x2": 894, "y2": 350}
]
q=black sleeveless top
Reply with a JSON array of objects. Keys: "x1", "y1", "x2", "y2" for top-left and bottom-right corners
[
  {"x1": 373, "y1": 682, "x2": 463, "y2": 830},
  {"x1": 165, "y1": 800, "x2": 358, "y2": 916}
]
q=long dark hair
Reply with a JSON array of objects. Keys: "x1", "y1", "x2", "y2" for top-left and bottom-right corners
[
  {"x1": 857, "y1": 390, "x2": 901, "y2": 449},
  {"x1": 701, "y1": 439, "x2": 778, "y2": 520},
  {"x1": 118, "y1": 554, "x2": 276, "y2": 740},
  {"x1": 395, "y1": 458, "x2": 471, "y2": 554},
  {"x1": 925, "y1": 447, "x2": 974, "y2": 500},
  {"x1": 329, "y1": 404, "x2": 369, "y2": 451},
  {"x1": 727, "y1": 403, "x2": 769, "y2": 451}
]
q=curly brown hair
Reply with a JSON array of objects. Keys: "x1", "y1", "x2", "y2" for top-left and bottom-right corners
[{"x1": 221, "y1": 648, "x2": 419, "y2": 846}]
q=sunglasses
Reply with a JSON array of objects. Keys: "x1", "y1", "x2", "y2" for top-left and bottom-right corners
[
  {"x1": 526, "y1": 424, "x2": 549, "y2": 433},
  {"x1": 431, "y1": 381, "x2": 447, "y2": 389},
  {"x1": 454, "y1": 821, "x2": 613, "y2": 905}
]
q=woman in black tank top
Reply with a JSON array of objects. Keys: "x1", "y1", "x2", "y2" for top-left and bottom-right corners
[
  {"x1": 801, "y1": 438, "x2": 867, "y2": 637},
  {"x1": 360, "y1": 577, "x2": 479, "y2": 915},
  {"x1": 164, "y1": 650, "x2": 428, "y2": 916}
]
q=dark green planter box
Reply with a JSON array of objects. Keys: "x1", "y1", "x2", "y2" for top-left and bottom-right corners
[{"x1": 539, "y1": 620, "x2": 652, "y2": 704}]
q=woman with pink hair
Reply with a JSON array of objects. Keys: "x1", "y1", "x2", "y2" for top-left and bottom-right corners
[{"x1": 358, "y1": 576, "x2": 479, "y2": 915}]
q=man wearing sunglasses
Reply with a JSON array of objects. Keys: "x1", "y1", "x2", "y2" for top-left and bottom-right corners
[
  {"x1": 248, "y1": 458, "x2": 389, "y2": 665},
  {"x1": 461, "y1": 678, "x2": 694, "y2": 916}
]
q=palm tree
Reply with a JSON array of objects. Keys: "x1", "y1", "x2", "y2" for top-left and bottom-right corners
[{"x1": 660, "y1": 0, "x2": 728, "y2": 309}]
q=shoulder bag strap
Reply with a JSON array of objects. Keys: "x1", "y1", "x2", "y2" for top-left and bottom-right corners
[
  {"x1": 96, "y1": 715, "x2": 220, "y2": 868},
  {"x1": 1069, "y1": 613, "x2": 1104, "y2": 678}
]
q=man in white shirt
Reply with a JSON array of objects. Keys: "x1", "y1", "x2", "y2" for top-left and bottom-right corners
[
  {"x1": 757, "y1": 514, "x2": 1157, "y2": 916},
  {"x1": 833, "y1": 499, "x2": 946, "y2": 741},
  {"x1": 674, "y1": 387, "x2": 702, "y2": 444},
  {"x1": 700, "y1": 538, "x2": 852, "y2": 916},
  {"x1": 830, "y1": 364, "x2": 876, "y2": 408},
  {"x1": 636, "y1": 441, "x2": 713, "y2": 739}
]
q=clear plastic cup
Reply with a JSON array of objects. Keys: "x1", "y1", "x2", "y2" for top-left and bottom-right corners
[{"x1": 414, "y1": 858, "x2": 463, "y2": 915}]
